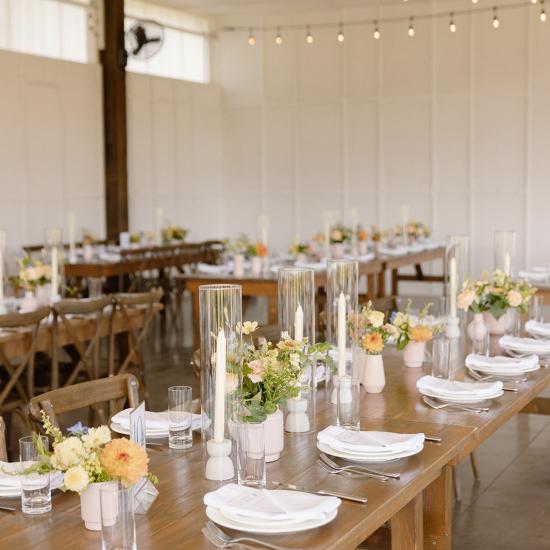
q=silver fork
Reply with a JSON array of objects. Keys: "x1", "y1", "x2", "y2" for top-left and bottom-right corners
[
  {"x1": 467, "y1": 369, "x2": 521, "y2": 390},
  {"x1": 320, "y1": 452, "x2": 400, "y2": 479},
  {"x1": 423, "y1": 396, "x2": 489, "y2": 413},
  {"x1": 317, "y1": 458, "x2": 390, "y2": 481},
  {"x1": 204, "y1": 521, "x2": 302, "y2": 550},
  {"x1": 468, "y1": 369, "x2": 527, "y2": 384},
  {"x1": 202, "y1": 528, "x2": 256, "y2": 550}
]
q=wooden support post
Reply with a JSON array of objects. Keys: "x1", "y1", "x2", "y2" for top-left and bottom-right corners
[
  {"x1": 424, "y1": 464, "x2": 453, "y2": 549},
  {"x1": 101, "y1": 0, "x2": 128, "y2": 240},
  {"x1": 391, "y1": 493, "x2": 423, "y2": 550}
]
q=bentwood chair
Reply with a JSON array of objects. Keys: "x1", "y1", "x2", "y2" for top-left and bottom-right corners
[
  {"x1": 29, "y1": 374, "x2": 140, "y2": 430},
  {"x1": 52, "y1": 295, "x2": 113, "y2": 388},
  {"x1": 0, "y1": 416, "x2": 7, "y2": 461}
]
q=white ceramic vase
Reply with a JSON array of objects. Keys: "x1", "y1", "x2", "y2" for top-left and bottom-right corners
[
  {"x1": 331, "y1": 243, "x2": 344, "y2": 259},
  {"x1": 35, "y1": 284, "x2": 51, "y2": 306},
  {"x1": 264, "y1": 408, "x2": 284, "y2": 462},
  {"x1": 467, "y1": 313, "x2": 489, "y2": 341},
  {"x1": 296, "y1": 253, "x2": 307, "y2": 264},
  {"x1": 482, "y1": 311, "x2": 509, "y2": 336},
  {"x1": 80, "y1": 480, "x2": 118, "y2": 531},
  {"x1": 403, "y1": 341, "x2": 426, "y2": 368},
  {"x1": 233, "y1": 254, "x2": 245, "y2": 277},
  {"x1": 83, "y1": 244, "x2": 94, "y2": 262},
  {"x1": 363, "y1": 354, "x2": 386, "y2": 393},
  {"x1": 358, "y1": 241, "x2": 368, "y2": 256},
  {"x1": 250, "y1": 256, "x2": 262, "y2": 277},
  {"x1": 20, "y1": 290, "x2": 38, "y2": 312}
]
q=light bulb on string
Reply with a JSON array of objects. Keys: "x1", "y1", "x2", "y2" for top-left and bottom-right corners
[
  {"x1": 275, "y1": 27, "x2": 283, "y2": 45},
  {"x1": 492, "y1": 7, "x2": 500, "y2": 28},
  {"x1": 306, "y1": 26, "x2": 314, "y2": 44},
  {"x1": 373, "y1": 21, "x2": 381, "y2": 39},
  {"x1": 248, "y1": 28, "x2": 256, "y2": 46},
  {"x1": 540, "y1": 1, "x2": 547, "y2": 21},
  {"x1": 472, "y1": 0, "x2": 478, "y2": 4},
  {"x1": 532, "y1": 0, "x2": 538, "y2": 4},
  {"x1": 408, "y1": 17, "x2": 415, "y2": 37},
  {"x1": 449, "y1": 13, "x2": 456, "y2": 32},
  {"x1": 337, "y1": 23, "x2": 345, "y2": 42}
]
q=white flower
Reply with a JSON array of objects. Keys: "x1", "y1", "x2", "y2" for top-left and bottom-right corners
[
  {"x1": 457, "y1": 289, "x2": 476, "y2": 311},
  {"x1": 82, "y1": 426, "x2": 111, "y2": 450},
  {"x1": 290, "y1": 353, "x2": 301, "y2": 368},
  {"x1": 51, "y1": 437, "x2": 84, "y2": 470},
  {"x1": 367, "y1": 310, "x2": 385, "y2": 328},
  {"x1": 225, "y1": 372, "x2": 239, "y2": 394},
  {"x1": 507, "y1": 290, "x2": 522, "y2": 308},
  {"x1": 280, "y1": 331, "x2": 291, "y2": 341},
  {"x1": 392, "y1": 312, "x2": 407, "y2": 328},
  {"x1": 237, "y1": 321, "x2": 259, "y2": 335},
  {"x1": 63, "y1": 465, "x2": 89, "y2": 493}
]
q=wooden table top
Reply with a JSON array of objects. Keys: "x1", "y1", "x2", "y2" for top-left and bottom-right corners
[{"x1": 378, "y1": 247, "x2": 446, "y2": 270}]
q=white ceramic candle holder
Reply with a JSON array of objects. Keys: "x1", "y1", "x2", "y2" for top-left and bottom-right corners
[
  {"x1": 445, "y1": 316, "x2": 461, "y2": 338},
  {"x1": 285, "y1": 397, "x2": 310, "y2": 433},
  {"x1": 205, "y1": 439, "x2": 234, "y2": 481}
]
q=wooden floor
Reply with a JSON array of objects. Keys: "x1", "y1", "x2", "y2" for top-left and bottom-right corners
[{"x1": 141, "y1": 300, "x2": 550, "y2": 550}]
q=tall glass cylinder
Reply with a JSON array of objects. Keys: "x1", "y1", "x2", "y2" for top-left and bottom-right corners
[
  {"x1": 447, "y1": 235, "x2": 470, "y2": 289},
  {"x1": 326, "y1": 260, "x2": 358, "y2": 401},
  {"x1": 199, "y1": 284, "x2": 242, "y2": 481},
  {"x1": 45, "y1": 227, "x2": 63, "y2": 302},
  {"x1": 494, "y1": 231, "x2": 516, "y2": 276},
  {"x1": 278, "y1": 268, "x2": 316, "y2": 433}
]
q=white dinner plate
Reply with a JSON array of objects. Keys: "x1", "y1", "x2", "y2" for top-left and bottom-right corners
[
  {"x1": 110, "y1": 423, "x2": 169, "y2": 439},
  {"x1": 206, "y1": 506, "x2": 338, "y2": 534},
  {"x1": 467, "y1": 364, "x2": 539, "y2": 377},
  {"x1": 317, "y1": 440, "x2": 423, "y2": 463},
  {"x1": 525, "y1": 320, "x2": 550, "y2": 339},
  {"x1": 220, "y1": 508, "x2": 309, "y2": 527},
  {"x1": 418, "y1": 387, "x2": 503, "y2": 404}
]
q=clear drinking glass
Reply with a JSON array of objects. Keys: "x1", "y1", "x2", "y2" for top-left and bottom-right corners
[
  {"x1": 505, "y1": 309, "x2": 521, "y2": 337},
  {"x1": 168, "y1": 385, "x2": 193, "y2": 450},
  {"x1": 432, "y1": 339, "x2": 451, "y2": 379},
  {"x1": 530, "y1": 295, "x2": 544, "y2": 323},
  {"x1": 88, "y1": 277, "x2": 103, "y2": 298},
  {"x1": 236, "y1": 420, "x2": 266, "y2": 488},
  {"x1": 336, "y1": 377, "x2": 360, "y2": 431},
  {"x1": 19, "y1": 435, "x2": 51, "y2": 515},
  {"x1": 101, "y1": 482, "x2": 137, "y2": 550}
]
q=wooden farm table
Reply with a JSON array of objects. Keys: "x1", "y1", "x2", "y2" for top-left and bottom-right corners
[
  {"x1": 181, "y1": 259, "x2": 383, "y2": 349},
  {"x1": 377, "y1": 247, "x2": 446, "y2": 298}
]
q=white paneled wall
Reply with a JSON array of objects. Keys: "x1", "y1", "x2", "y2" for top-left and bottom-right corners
[
  {"x1": 0, "y1": 49, "x2": 104, "y2": 265},
  {"x1": 213, "y1": 2, "x2": 550, "y2": 275},
  {"x1": 126, "y1": 73, "x2": 222, "y2": 241}
]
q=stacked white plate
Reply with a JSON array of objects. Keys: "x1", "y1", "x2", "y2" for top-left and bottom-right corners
[
  {"x1": 204, "y1": 483, "x2": 340, "y2": 534},
  {"x1": 499, "y1": 335, "x2": 550, "y2": 357},
  {"x1": 195, "y1": 262, "x2": 232, "y2": 275},
  {"x1": 317, "y1": 425, "x2": 424, "y2": 463},
  {"x1": 466, "y1": 353, "x2": 539, "y2": 377},
  {"x1": 518, "y1": 270, "x2": 548, "y2": 283},
  {"x1": 110, "y1": 409, "x2": 202, "y2": 439},
  {"x1": 525, "y1": 320, "x2": 550, "y2": 340},
  {"x1": 378, "y1": 245, "x2": 408, "y2": 256},
  {"x1": 417, "y1": 375, "x2": 503, "y2": 404},
  {"x1": 0, "y1": 462, "x2": 63, "y2": 498}
]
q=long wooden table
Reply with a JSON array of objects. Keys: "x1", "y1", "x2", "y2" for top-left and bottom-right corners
[{"x1": 4, "y1": 337, "x2": 550, "y2": 549}]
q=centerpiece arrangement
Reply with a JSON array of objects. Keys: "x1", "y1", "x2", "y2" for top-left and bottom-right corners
[
  {"x1": 161, "y1": 225, "x2": 188, "y2": 244},
  {"x1": 224, "y1": 234, "x2": 251, "y2": 276},
  {"x1": 356, "y1": 228, "x2": 369, "y2": 255},
  {"x1": 13, "y1": 255, "x2": 52, "y2": 310},
  {"x1": 391, "y1": 302, "x2": 442, "y2": 368},
  {"x1": 457, "y1": 270, "x2": 535, "y2": 335},
  {"x1": 288, "y1": 241, "x2": 312, "y2": 263},
  {"x1": 26, "y1": 412, "x2": 156, "y2": 531},
  {"x1": 329, "y1": 225, "x2": 352, "y2": 259},
  {"x1": 247, "y1": 242, "x2": 268, "y2": 276},
  {"x1": 351, "y1": 302, "x2": 398, "y2": 393},
  {"x1": 406, "y1": 221, "x2": 431, "y2": 242}
]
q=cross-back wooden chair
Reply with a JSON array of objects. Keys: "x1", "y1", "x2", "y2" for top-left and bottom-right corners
[
  {"x1": 28, "y1": 374, "x2": 140, "y2": 430},
  {"x1": 52, "y1": 296, "x2": 113, "y2": 388},
  {"x1": 0, "y1": 307, "x2": 51, "y2": 416},
  {"x1": 0, "y1": 416, "x2": 7, "y2": 461},
  {"x1": 109, "y1": 290, "x2": 163, "y2": 399}
]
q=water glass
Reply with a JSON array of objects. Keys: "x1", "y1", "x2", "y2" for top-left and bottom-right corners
[
  {"x1": 505, "y1": 309, "x2": 521, "y2": 337},
  {"x1": 236, "y1": 420, "x2": 266, "y2": 488},
  {"x1": 101, "y1": 482, "x2": 137, "y2": 550},
  {"x1": 336, "y1": 376, "x2": 360, "y2": 431},
  {"x1": 168, "y1": 386, "x2": 193, "y2": 450},
  {"x1": 19, "y1": 435, "x2": 51, "y2": 515},
  {"x1": 432, "y1": 339, "x2": 451, "y2": 379},
  {"x1": 530, "y1": 295, "x2": 544, "y2": 323}
]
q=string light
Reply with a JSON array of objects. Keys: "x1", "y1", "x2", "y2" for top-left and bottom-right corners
[
  {"x1": 275, "y1": 27, "x2": 283, "y2": 45},
  {"x1": 449, "y1": 12, "x2": 456, "y2": 32},
  {"x1": 541, "y1": 1, "x2": 547, "y2": 21},
  {"x1": 532, "y1": 0, "x2": 538, "y2": 4},
  {"x1": 472, "y1": 0, "x2": 478, "y2": 4},
  {"x1": 373, "y1": 21, "x2": 381, "y2": 39},
  {"x1": 248, "y1": 28, "x2": 256, "y2": 46},
  {"x1": 306, "y1": 26, "x2": 314, "y2": 44},
  {"x1": 408, "y1": 17, "x2": 415, "y2": 37},
  {"x1": 337, "y1": 23, "x2": 345, "y2": 42},
  {"x1": 492, "y1": 7, "x2": 500, "y2": 28}
]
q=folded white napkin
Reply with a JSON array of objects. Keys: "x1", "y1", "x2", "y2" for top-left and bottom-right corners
[
  {"x1": 466, "y1": 353, "x2": 539, "y2": 371},
  {"x1": 318, "y1": 426, "x2": 424, "y2": 454},
  {"x1": 420, "y1": 241, "x2": 442, "y2": 250},
  {"x1": 532, "y1": 266, "x2": 550, "y2": 273},
  {"x1": 204, "y1": 483, "x2": 340, "y2": 522},
  {"x1": 417, "y1": 375, "x2": 502, "y2": 397},
  {"x1": 525, "y1": 320, "x2": 550, "y2": 338},
  {"x1": 0, "y1": 462, "x2": 63, "y2": 489},
  {"x1": 518, "y1": 270, "x2": 548, "y2": 282},
  {"x1": 378, "y1": 246, "x2": 408, "y2": 256},
  {"x1": 345, "y1": 252, "x2": 375, "y2": 263},
  {"x1": 98, "y1": 252, "x2": 121, "y2": 263},
  {"x1": 499, "y1": 335, "x2": 550, "y2": 353},
  {"x1": 295, "y1": 260, "x2": 326, "y2": 271},
  {"x1": 196, "y1": 262, "x2": 231, "y2": 275},
  {"x1": 407, "y1": 243, "x2": 425, "y2": 253},
  {"x1": 111, "y1": 409, "x2": 201, "y2": 431}
]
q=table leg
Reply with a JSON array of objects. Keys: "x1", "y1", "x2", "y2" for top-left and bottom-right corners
[
  {"x1": 391, "y1": 493, "x2": 423, "y2": 550},
  {"x1": 423, "y1": 464, "x2": 453, "y2": 549},
  {"x1": 377, "y1": 270, "x2": 386, "y2": 298},
  {"x1": 267, "y1": 296, "x2": 278, "y2": 326},
  {"x1": 192, "y1": 291, "x2": 200, "y2": 350},
  {"x1": 367, "y1": 274, "x2": 376, "y2": 300},
  {"x1": 391, "y1": 269, "x2": 399, "y2": 296}
]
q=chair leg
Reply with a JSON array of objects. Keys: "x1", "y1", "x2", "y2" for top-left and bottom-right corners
[
  {"x1": 470, "y1": 451, "x2": 481, "y2": 481},
  {"x1": 452, "y1": 465, "x2": 462, "y2": 502}
]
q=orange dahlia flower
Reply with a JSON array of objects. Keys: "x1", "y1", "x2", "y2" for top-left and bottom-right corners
[
  {"x1": 100, "y1": 438, "x2": 149, "y2": 486},
  {"x1": 409, "y1": 326, "x2": 433, "y2": 343},
  {"x1": 362, "y1": 332, "x2": 384, "y2": 354}
]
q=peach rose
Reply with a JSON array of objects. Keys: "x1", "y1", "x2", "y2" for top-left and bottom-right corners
[
  {"x1": 457, "y1": 289, "x2": 475, "y2": 311},
  {"x1": 507, "y1": 290, "x2": 522, "y2": 307}
]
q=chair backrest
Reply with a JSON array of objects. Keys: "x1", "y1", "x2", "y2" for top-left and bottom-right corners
[
  {"x1": 0, "y1": 416, "x2": 7, "y2": 461},
  {"x1": 28, "y1": 374, "x2": 140, "y2": 429}
]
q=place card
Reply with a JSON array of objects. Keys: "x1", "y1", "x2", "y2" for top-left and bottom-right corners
[{"x1": 129, "y1": 401, "x2": 146, "y2": 449}]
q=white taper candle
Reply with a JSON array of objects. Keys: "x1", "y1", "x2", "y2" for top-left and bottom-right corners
[
  {"x1": 449, "y1": 257, "x2": 457, "y2": 318},
  {"x1": 294, "y1": 303, "x2": 304, "y2": 341},
  {"x1": 337, "y1": 292, "x2": 347, "y2": 376}
]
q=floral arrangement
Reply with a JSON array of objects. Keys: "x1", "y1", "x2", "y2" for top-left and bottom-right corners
[
  {"x1": 82, "y1": 230, "x2": 98, "y2": 246},
  {"x1": 23, "y1": 412, "x2": 156, "y2": 494},
  {"x1": 391, "y1": 301, "x2": 442, "y2": 350},
  {"x1": 351, "y1": 302, "x2": 398, "y2": 355},
  {"x1": 457, "y1": 270, "x2": 535, "y2": 320},
  {"x1": 161, "y1": 225, "x2": 187, "y2": 243},
  {"x1": 247, "y1": 242, "x2": 268, "y2": 258},
  {"x1": 15, "y1": 256, "x2": 52, "y2": 290},
  {"x1": 130, "y1": 232, "x2": 142, "y2": 244},
  {"x1": 330, "y1": 224, "x2": 352, "y2": 244},
  {"x1": 288, "y1": 241, "x2": 312, "y2": 256},
  {"x1": 224, "y1": 234, "x2": 251, "y2": 256},
  {"x1": 370, "y1": 226, "x2": 387, "y2": 243},
  {"x1": 237, "y1": 322, "x2": 331, "y2": 422},
  {"x1": 407, "y1": 221, "x2": 431, "y2": 240},
  {"x1": 311, "y1": 233, "x2": 325, "y2": 248},
  {"x1": 356, "y1": 228, "x2": 368, "y2": 242}
]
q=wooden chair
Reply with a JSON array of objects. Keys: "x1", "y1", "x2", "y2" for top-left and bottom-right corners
[
  {"x1": 28, "y1": 374, "x2": 140, "y2": 429},
  {"x1": 0, "y1": 307, "x2": 51, "y2": 415},
  {"x1": 0, "y1": 416, "x2": 7, "y2": 461},
  {"x1": 52, "y1": 296, "x2": 113, "y2": 388}
]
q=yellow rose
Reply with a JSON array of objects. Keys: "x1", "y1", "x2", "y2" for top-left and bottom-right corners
[
  {"x1": 507, "y1": 290, "x2": 522, "y2": 307},
  {"x1": 63, "y1": 465, "x2": 89, "y2": 493},
  {"x1": 367, "y1": 310, "x2": 385, "y2": 328}
]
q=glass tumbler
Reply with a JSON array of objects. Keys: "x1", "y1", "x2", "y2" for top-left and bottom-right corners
[
  {"x1": 168, "y1": 385, "x2": 193, "y2": 450},
  {"x1": 101, "y1": 482, "x2": 137, "y2": 550},
  {"x1": 336, "y1": 377, "x2": 360, "y2": 431},
  {"x1": 236, "y1": 420, "x2": 266, "y2": 489},
  {"x1": 19, "y1": 435, "x2": 51, "y2": 515},
  {"x1": 530, "y1": 295, "x2": 544, "y2": 323},
  {"x1": 432, "y1": 339, "x2": 451, "y2": 379}
]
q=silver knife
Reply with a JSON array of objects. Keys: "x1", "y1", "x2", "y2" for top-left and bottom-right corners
[
  {"x1": 425, "y1": 435, "x2": 442, "y2": 443},
  {"x1": 271, "y1": 481, "x2": 368, "y2": 504}
]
